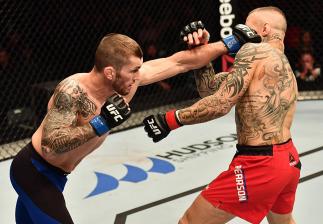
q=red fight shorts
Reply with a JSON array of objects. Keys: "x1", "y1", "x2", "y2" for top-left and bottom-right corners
[{"x1": 201, "y1": 139, "x2": 301, "y2": 224}]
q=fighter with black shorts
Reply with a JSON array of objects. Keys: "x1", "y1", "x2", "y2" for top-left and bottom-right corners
[{"x1": 10, "y1": 142, "x2": 73, "y2": 223}]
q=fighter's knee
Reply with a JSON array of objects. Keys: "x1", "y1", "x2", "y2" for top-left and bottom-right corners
[{"x1": 267, "y1": 212, "x2": 295, "y2": 224}]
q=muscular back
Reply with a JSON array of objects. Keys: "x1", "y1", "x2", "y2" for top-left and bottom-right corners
[
  {"x1": 236, "y1": 43, "x2": 298, "y2": 145},
  {"x1": 191, "y1": 43, "x2": 298, "y2": 146}
]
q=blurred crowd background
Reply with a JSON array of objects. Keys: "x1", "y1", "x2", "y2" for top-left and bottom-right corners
[{"x1": 0, "y1": 0, "x2": 322, "y2": 159}]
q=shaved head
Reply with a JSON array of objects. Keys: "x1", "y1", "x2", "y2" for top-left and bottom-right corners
[{"x1": 247, "y1": 6, "x2": 287, "y2": 33}]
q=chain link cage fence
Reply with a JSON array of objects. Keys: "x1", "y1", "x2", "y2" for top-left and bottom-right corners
[{"x1": 1, "y1": 0, "x2": 322, "y2": 161}]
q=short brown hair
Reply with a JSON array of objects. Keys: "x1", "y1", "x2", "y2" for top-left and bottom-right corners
[{"x1": 95, "y1": 33, "x2": 143, "y2": 71}]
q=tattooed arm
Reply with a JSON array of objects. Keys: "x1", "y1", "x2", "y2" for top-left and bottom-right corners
[
  {"x1": 178, "y1": 43, "x2": 266, "y2": 124},
  {"x1": 41, "y1": 79, "x2": 97, "y2": 155},
  {"x1": 194, "y1": 62, "x2": 229, "y2": 98}
]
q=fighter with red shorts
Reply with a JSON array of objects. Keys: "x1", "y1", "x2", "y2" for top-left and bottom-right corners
[
  {"x1": 201, "y1": 139, "x2": 301, "y2": 223},
  {"x1": 143, "y1": 6, "x2": 301, "y2": 224}
]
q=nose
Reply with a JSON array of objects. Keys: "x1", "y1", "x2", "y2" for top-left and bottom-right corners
[{"x1": 133, "y1": 73, "x2": 140, "y2": 81}]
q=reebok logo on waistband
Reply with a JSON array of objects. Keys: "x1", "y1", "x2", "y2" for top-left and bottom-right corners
[{"x1": 289, "y1": 152, "x2": 297, "y2": 166}]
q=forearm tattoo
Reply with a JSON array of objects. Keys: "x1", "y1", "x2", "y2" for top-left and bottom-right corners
[
  {"x1": 179, "y1": 43, "x2": 269, "y2": 124},
  {"x1": 194, "y1": 62, "x2": 229, "y2": 97},
  {"x1": 42, "y1": 79, "x2": 97, "y2": 154}
]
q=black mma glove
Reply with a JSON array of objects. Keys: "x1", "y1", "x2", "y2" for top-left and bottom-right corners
[
  {"x1": 143, "y1": 110, "x2": 182, "y2": 143},
  {"x1": 180, "y1": 21, "x2": 210, "y2": 47},
  {"x1": 222, "y1": 24, "x2": 261, "y2": 54},
  {"x1": 90, "y1": 94, "x2": 131, "y2": 136},
  {"x1": 180, "y1": 21, "x2": 205, "y2": 41}
]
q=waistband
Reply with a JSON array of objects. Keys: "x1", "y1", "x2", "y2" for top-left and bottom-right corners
[
  {"x1": 235, "y1": 139, "x2": 293, "y2": 156},
  {"x1": 29, "y1": 143, "x2": 70, "y2": 176}
]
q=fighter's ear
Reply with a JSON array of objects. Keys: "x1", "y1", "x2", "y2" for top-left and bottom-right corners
[
  {"x1": 262, "y1": 23, "x2": 271, "y2": 37},
  {"x1": 103, "y1": 66, "x2": 116, "y2": 80}
]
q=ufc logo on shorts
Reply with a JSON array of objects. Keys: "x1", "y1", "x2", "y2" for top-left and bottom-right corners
[
  {"x1": 234, "y1": 165, "x2": 248, "y2": 202},
  {"x1": 106, "y1": 104, "x2": 123, "y2": 122},
  {"x1": 147, "y1": 118, "x2": 161, "y2": 135}
]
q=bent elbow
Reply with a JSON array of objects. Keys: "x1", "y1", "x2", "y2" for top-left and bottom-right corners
[
  {"x1": 222, "y1": 108, "x2": 231, "y2": 116},
  {"x1": 40, "y1": 140, "x2": 56, "y2": 158},
  {"x1": 41, "y1": 136, "x2": 65, "y2": 156},
  {"x1": 218, "y1": 104, "x2": 233, "y2": 118}
]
